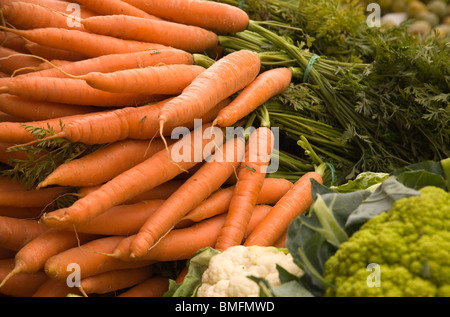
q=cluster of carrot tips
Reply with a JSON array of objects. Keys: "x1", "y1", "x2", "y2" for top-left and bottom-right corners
[{"x1": 0, "y1": 0, "x2": 327, "y2": 297}]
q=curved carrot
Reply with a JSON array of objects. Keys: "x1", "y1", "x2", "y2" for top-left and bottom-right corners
[
  {"x1": 1, "y1": 76, "x2": 159, "y2": 107},
  {"x1": 0, "y1": 228, "x2": 97, "y2": 289},
  {"x1": 158, "y1": 49, "x2": 260, "y2": 132},
  {"x1": 0, "y1": 46, "x2": 42, "y2": 75},
  {"x1": 178, "y1": 177, "x2": 293, "y2": 226},
  {"x1": 38, "y1": 138, "x2": 172, "y2": 188},
  {"x1": 39, "y1": 123, "x2": 224, "y2": 228},
  {"x1": 1, "y1": 1, "x2": 87, "y2": 31},
  {"x1": 0, "y1": 216, "x2": 49, "y2": 251},
  {"x1": 0, "y1": 258, "x2": 48, "y2": 297},
  {"x1": 68, "y1": 64, "x2": 205, "y2": 94},
  {"x1": 81, "y1": 14, "x2": 218, "y2": 53},
  {"x1": 118, "y1": 275, "x2": 169, "y2": 297},
  {"x1": 213, "y1": 67, "x2": 293, "y2": 127},
  {"x1": 122, "y1": 0, "x2": 249, "y2": 34},
  {"x1": 129, "y1": 136, "x2": 246, "y2": 258},
  {"x1": 44, "y1": 236, "x2": 154, "y2": 280},
  {"x1": 79, "y1": 265, "x2": 154, "y2": 296},
  {"x1": 0, "y1": 0, "x2": 98, "y2": 19},
  {"x1": 0, "y1": 26, "x2": 169, "y2": 58},
  {"x1": 244, "y1": 171, "x2": 324, "y2": 247},
  {"x1": 0, "y1": 94, "x2": 96, "y2": 121},
  {"x1": 215, "y1": 127, "x2": 274, "y2": 251}
]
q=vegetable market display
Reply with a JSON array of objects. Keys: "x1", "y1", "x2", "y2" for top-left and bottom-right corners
[{"x1": 0, "y1": 0, "x2": 449, "y2": 298}]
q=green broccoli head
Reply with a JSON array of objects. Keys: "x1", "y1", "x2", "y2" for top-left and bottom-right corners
[{"x1": 323, "y1": 186, "x2": 450, "y2": 297}]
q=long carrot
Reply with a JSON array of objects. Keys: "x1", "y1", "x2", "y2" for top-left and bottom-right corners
[
  {"x1": 158, "y1": 49, "x2": 260, "y2": 138},
  {"x1": 128, "y1": 135, "x2": 246, "y2": 258},
  {"x1": 4, "y1": 47, "x2": 194, "y2": 80},
  {"x1": 72, "y1": 0, "x2": 159, "y2": 19},
  {"x1": 0, "y1": 26, "x2": 169, "y2": 58},
  {"x1": 81, "y1": 14, "x2": 218, "y2": 53},
  {"x1": 0, "y1": 94, "x2": 96, "y2": 121},
  {"x1": 39, "y1": 123, "x2": 224, "y2": 228},
  {"x1": 44, "y1": 236, "x2": 155, "y2": 280},
  {"x1": 244, "y1": 170, "x2": 324, "y2": 246},
  {"x1": 1, "y1": 1, "x2": 87, "y2": 31},
  {"x1": 0, "y1": 0, "x2": 98, "y2": 19},
  {"x1": 113, "y1": 204, "x2": 272, "y2": 262},
  {"x1": 215, "y1": 127, "x2": 274, "y2": 251},
  {"x1": 0, "y1": 258, "x2": 48, "y2": 297},
  {"x1": 0, "y1": 216, "x2": 49, "y2": 251},
  {"x1": 0, "y1": 76, "x2": 159, "y2": 107},
  {"x1": 37, "y1": 138, "x2": 173, "y2": 188},
  {"x1": 78, "y1": 265, "x2": 154, "y2": 296},
  {"x1": 213, "y1": 67, "x2": 293, "y2": 127},
  {"x1": 0, "y1": 228, "x2": 97, "y2": 289},
  {"x1": 178, "y1": 177, "x2": 293, "y2": 226},
  {"x1": 122, "y1": 0, "x2": 250, "y2": 34},
  {"x1": 64, "y1": 64, "x2": 205, "y2": 94},
  {"x1": 118, "y1": 275, "x2": 169, "y2": 297},
  {"x1": 48, "y1": 200, "x2": 165, "y2": 235}
]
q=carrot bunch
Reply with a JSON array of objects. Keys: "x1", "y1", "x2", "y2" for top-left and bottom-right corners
[{"x1": 0, "y1": 0, "x2": 322, "y2": 297}]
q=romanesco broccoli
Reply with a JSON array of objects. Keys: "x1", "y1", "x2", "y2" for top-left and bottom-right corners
[{"x1": 323, "y1": 186, "x2": 450, "y2": 297}]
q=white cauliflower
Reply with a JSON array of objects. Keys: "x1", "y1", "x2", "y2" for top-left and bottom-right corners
[{"x1": 197, "y1": 245, "x2": 303, "y2": 297}]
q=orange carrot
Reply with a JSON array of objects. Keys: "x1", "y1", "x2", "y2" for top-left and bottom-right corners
[
  {"x1": 272, "y1": 230, "x2": 287, "y2": 248},
  {"x1": 0, "y1": 258, "x2": 48, "y2": 297},
  {"x1": 118, "y1": 275, "x2": 169, "y2": 297},
  {"x1": 44, "y1": 236, "x2": 155, "y2": 280},
  {"x1": 39, "y1": 123, "x2": 224, "y2": 228},
  {"x1": 178, "y1": 177, "x2": 293, "y2": 227},
  {"x1": 0, "y1": 46, "x2": 42, "y2": 75},
  {"x1": 32, "y1": 277, "x2": 82, "y2": 297},
  {"x1": 244, "y1": 171, "x2": 324, "y2": 246},
  {"x1": 0, "y1": 0, "x2": 98, "y2": 19},
  {"x1": 122, "y1": 0, "x2": 250, "y2": 34},
  {"x1": 0, "y1": 186, "x2": 68, "y2": 207},
  {"x1": 25, "y1": 42, "x2": 87, "y2": 62},
  {"x1": 72, "y1": 0, "x2": 160, "y2": 19},
  {"x1": 48, "y1": 200, "x2": 165, "y2": 235},
  {"x1": 78, "y1": 265, "x2": 154, "y2": 296},
  {"x1": 158, "y1": 49, "x2": 260, "y2": 133},
  {"x1": 0, "y1": 216, "x2": 49, "y2": 251},
  {"x1": 0, "y1": 31, "x2": 29, "y2": 54},
  {"x1": 215, "y1": 127, "x2": 274, "y2": 251},
  {"x1": 67, "y1": 64, "x2": 205, "y2": 94},
  {"x1": 38, "y1": 138, "x2": 173, "y2": 188},
  {"x1": 0, "y1": 175, "x2": 29, "y2": 191},
  {"x1": 113, "y1": 204, "x2": 272, "y2": 262},
  {"x1": 0, "y1": 26, "x2": 169, "y2": 58},
  {"x1": 5, "y1": 47, "x2": 194, "y2": 80},
  {"x1": 0, "y1": 228, "x2": 97, "y2": 288},
  {"x1": 1, "y1": 1, "x2": 87, "y2": 31},
  {"x1": 213, "y1": 67, "x2": 293, "y2": 127},
  {"x1": 128, "y1": 136, "x2": 246, "y2": 258},
  {"x1": 175, "y1": 267, "x2": 188, "y2": 284},
  {"x1": 81, "y1": 14, "x2": 218, "y2": 53},
  {"x1": 0, "y1": 94, "x2": 96, "y2": 121},
  {"x1": 77, "y1": 179, "x2": 185, "y2": 203},
  {"x1": 0, "y1": 76, "x2": 159, "y2": 107}
]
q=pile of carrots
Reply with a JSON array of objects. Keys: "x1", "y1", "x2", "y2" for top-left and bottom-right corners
[{"x1": 0, "y1": 0, "x2": 324, "y2": 297}]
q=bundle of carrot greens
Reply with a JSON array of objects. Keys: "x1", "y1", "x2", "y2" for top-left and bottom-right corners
[{"x1": 216, "y1": 0, "x2": 450, "y2": 182}]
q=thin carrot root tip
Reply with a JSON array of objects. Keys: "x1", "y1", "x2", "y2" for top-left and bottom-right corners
[{"x1": 0, "y1": 268, "x2": 19, "y2": 289}]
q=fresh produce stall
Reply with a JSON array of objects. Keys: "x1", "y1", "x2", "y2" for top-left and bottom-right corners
[{"x1": 0, "y1": 0, "x2": 448, "y2": 298}]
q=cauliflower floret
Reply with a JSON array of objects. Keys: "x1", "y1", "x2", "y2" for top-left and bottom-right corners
[
  {"x1": 323, "y1": 186, "x2": 450, "y2": 297},
  {"x1": 197, "y1": 245, "x2": 303, "y2": 297}
]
